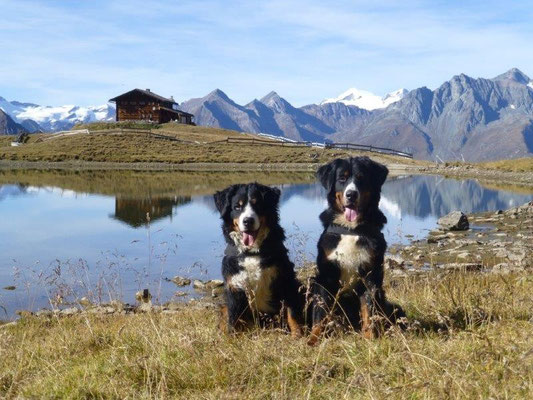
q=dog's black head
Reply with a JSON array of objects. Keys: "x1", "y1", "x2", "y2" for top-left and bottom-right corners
[
  {"x1": 316, "y1": 156, "x2": 388, "y2": 229},
  {"x1": 214, "y1": 183, "x2": 282, "y2": 250}
]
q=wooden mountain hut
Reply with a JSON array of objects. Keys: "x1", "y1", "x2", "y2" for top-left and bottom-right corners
[{"x1": 109, "y1": 88, "x2": 194, "y2": 125}]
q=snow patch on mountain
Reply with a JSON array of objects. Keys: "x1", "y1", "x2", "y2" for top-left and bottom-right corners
[
  {"x1": 0, "y1": 96, "x2": 115, "y2": 132},
  {"x1": 321, "y1": 88, "x2": 408, "y2": 110},
  {"x1": 528, "y1": 81, "x2": 533, "y2": 90},
  {"x1": 15, "y1": 104, "x2": 115, "y2": 130}
]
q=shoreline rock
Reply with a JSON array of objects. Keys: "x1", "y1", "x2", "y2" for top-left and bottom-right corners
[{"x1": 437, "y1": 211, "x2": 469, "y2": 231}]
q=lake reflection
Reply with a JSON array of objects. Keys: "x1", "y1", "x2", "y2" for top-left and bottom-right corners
[{"x1": 0, "y1": 171, "x2": 532, "y2": 318}]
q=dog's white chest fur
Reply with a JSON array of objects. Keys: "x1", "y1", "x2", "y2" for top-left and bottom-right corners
[
  {"x1": 327, "y1": 234, "x2": 371, "y2": 287},
  {"x1": 230, "y1": 256, "x2": 276, "y2": 313}
]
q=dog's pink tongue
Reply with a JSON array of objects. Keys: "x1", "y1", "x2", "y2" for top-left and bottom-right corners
[
  {"x1": 242, "y1": 232, "x2": 256, "y2": 246},
  {"x1": 344, "y1": 207, "x2": 358, "y2": 222}
]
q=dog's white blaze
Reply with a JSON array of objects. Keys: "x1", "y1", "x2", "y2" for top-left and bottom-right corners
[
  {"x1": 327, "y1": 234, "x2": 371, "y2": 287},
  {"x1": 343, "y1": 181, "x2": 356, "y2": 202},
  {"x1": 238, "y1": 203, "x2": 260, "y2": 232},
  {"x1": 230, "y1": 256, "x2": 276, "y2": 313}
]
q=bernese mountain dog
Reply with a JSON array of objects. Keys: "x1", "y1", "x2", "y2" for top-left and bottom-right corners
[
  {"x1": 214, "y1": 182, "x2": 303, "y2": 338},
  {"x1": 308, "y1": 156, "x2": 404, "y2": 345}
]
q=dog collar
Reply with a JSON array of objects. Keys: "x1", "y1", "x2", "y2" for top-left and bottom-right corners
[
  {"x1": 326, "y1": 223, "x2": 381, "y2": 236},
  {"x1": 224, "y1": 244, "x2": 260, "y2": 257},
  {"x1": 326, "y1": 224, "x2": 356, "y2": 236}
]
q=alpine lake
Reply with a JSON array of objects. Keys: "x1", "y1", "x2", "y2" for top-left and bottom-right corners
[{"x1": 1, "y1": 169, "x2": 532, "y2": 319}]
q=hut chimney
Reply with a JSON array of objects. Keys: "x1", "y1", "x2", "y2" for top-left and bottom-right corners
[
  {"x1": 170, "y1": 96, "x2": 174, "y2": 102},
  {"x1": 146, "y1": 88, "x2": 151, "y2": 92}
]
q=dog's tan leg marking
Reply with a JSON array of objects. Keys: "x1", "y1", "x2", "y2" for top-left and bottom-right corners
[
  {"x1": 360, "y1": 301, "x2": 376, "y2": 339},
  {"x1": 307, "y1": 322, "x2": 325, "y2": 346},
  {"x1": 219, "y1": 304, "x2": 229, "y2": 333},
  {"x1": 287, "y1": 308, "x2": 303, "y2": 339}
]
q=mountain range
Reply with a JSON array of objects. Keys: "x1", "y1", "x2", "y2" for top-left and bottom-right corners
[
  {"x1": 1, "y1": 68, "x2": 532, "y2": 161},
  {"x1": 179, "y1": 68, "x2": 533, "y2": 161},
  {"x1": 0, "y1": 96, "x2": 115, "y2": 132}
]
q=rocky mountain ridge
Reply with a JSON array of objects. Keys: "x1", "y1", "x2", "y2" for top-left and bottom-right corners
[{"x1": 180, "y1": 68, "x2": 533, "y2": 161}]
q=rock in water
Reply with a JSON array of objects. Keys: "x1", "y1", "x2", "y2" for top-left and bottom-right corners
[
  {"x1": 384, "y1": 255, "x2": 405, "y2": 270},
  {"x1": 437, "y1": 211, "x2": 469, "y2": 231},
  {"x1": 193, "y1": 279, "x2": 224, "y2": 291},
  {"x1": 193, "y1": 280, "x2": 206, "y2": 290},
  {"x1": 170, "y1": 276, "x2": 191, "y2": 287}
]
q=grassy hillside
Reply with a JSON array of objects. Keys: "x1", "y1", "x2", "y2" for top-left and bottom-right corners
[
  {"x1": 1, "y1": 271, "x2": 531, "y2": 398},
  {"x1": 478, "y1": 157, "x2": 533, "y2": 172},
  {"x1": 74, "y1": 121, "x2": 259, "y2": 142},
  {"x1": 0, "y1": 123, "x2": 422, "y2": 166}
]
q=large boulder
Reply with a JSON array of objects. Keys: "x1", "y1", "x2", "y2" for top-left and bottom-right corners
[{"x1": 437, "y1": 211, "x2": 469, "y2": 231}]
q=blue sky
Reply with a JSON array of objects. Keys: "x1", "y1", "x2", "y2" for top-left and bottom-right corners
[{"x1": 1, "y1": 0, "x2": 532, "y2": 106}]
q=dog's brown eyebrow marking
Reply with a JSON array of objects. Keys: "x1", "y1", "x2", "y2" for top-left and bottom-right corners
[
  {"x1": 250, "y1": 197, "x2": 257, "y2": 204},
  {"x1": 343, "y1": 170, "x2": 350, "y2": 177},
  {"x1": 238, "y1": 199, "x2": 244, "y2": 206}
]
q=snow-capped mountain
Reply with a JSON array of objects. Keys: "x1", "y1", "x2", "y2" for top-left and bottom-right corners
[
  {"x1": 320, "y1": 88, "x2": 408, "y2": 110},
  {"x1": 0, "y1": 96, "x2": 115, "y2": 132},
  {"x1": 180, "y1": 68, "x2": 533, "y2": 161}
]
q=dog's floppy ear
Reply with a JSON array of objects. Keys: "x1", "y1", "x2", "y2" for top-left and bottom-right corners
[
  {"x1": 213, "y1": 188, "x2": 228, "y2": 214},
  {"x1": 359, "y1": 157, "x2": 388, "y2": 187},
  {"x1": 316, "y1": 159, "x2": 340, "y2": 190},
  {"x1": 255, "y1": 183, "x2": 281, "y2": 207},
  {"x1": 213, "y1": 185, "x2": 236, "y2": 216},
  {"x1": 263, "y1": 186, "x2": 281, "y2": 206},
  {"x1": 374, "y1": 162, "x2": 389, "y2": 187}
]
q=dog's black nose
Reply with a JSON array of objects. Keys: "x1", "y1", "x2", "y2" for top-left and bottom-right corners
[
  {"x1": 243, "y1": 217, "x2": 255, "y2": 229},
  {"x1": 345, "y1": 190, "x2": 358, "y2": 202}
]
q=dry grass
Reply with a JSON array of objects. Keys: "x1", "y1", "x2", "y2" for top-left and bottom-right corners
[
  {"x1": 478, "y1": 158, "x2": 533, "y2": 173},
  {"x1": 0, "y1": 124, "x2": 422, "y2": 166},
  {"x1": 1, "y1": 271, "x2": 532, "y2": 398},
  {"x1": 75, "y1": 121, "x2": 262, "y2": 143}
]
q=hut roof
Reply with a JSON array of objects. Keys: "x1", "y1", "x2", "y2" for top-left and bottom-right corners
[{"x1": 109, "y1": 88, "x2": 176, "y2": 104}]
